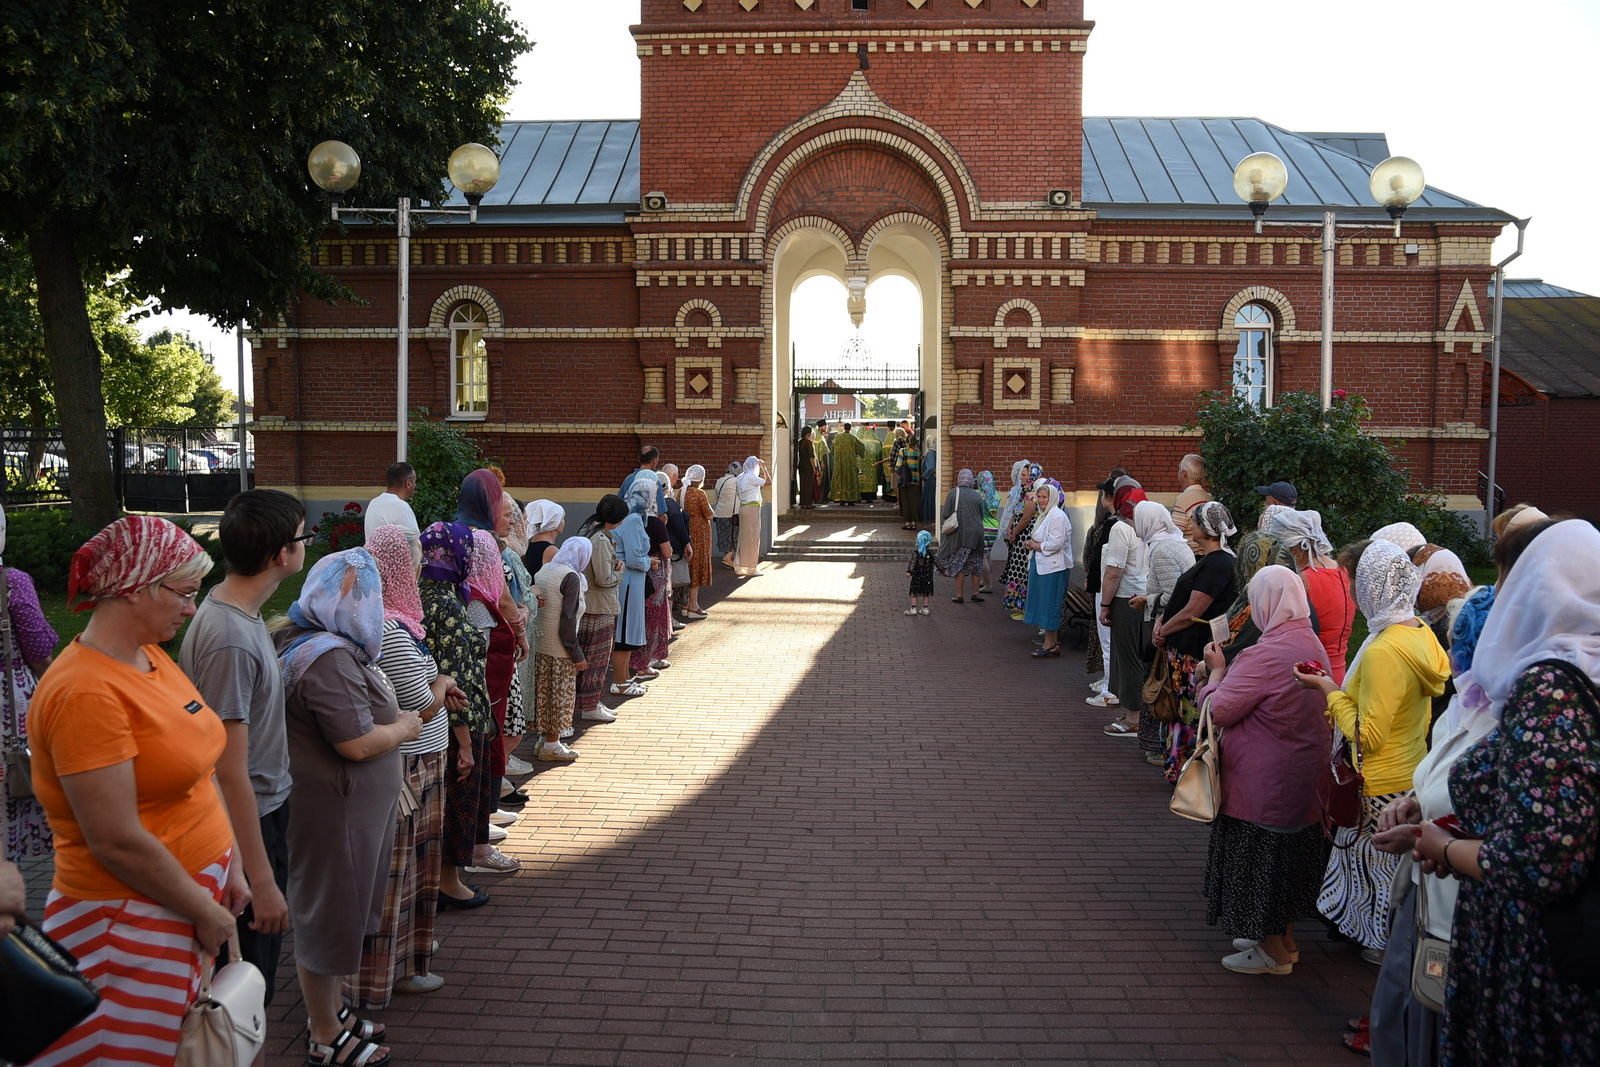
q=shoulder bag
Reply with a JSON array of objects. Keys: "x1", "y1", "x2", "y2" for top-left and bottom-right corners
[
  {"x1": 941, "y1": 489, "x2": 963, "y2": 536},
  {"x1": 1141, "y1": 652, "x2": 1180, "y2": 724},
  {"x1": 175, "y1": 935, "x2": 266, "y2": 1067},
  {"x1": 1170, "y1": 695, "x2": 1221, "y2": 822},
  {"x1": 1535, "y1": 659, "x2": 1600, "y2": 988},
  {"x1": 0, "y1": 917, "x2": 102, "y2": 1065},
  {"x1": 1323, "y1": 703, "x2": 1365, "y2": 840},
  {"x1": 1411, "y1": 871, "x2": 1450, "y2": 1012}
]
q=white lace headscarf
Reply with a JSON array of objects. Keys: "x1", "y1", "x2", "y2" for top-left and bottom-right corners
[
  {"x1": 1345, "y1": 539, "x2": 1422, "y2": 682},
  {"x1": 1371, "y1": 521, "x2": 1427, "y2": 553},
  {"x1": 1258, "y1": 503, "x2": 1295, "y2": 533}
]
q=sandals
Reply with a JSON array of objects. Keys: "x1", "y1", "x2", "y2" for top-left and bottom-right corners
[
  {"x1": 307, "y1": 1028, "x2": 390, "y2": 1067},
  {"x1": 951, "y1": 597, "x2": 964, "y2": 603},
  {"x1": 970, "y1": 595, "x2": 985, "y2": 603},
  {"x1": 335, "y1": 1008, "x2": 385, "y2": 1042},
  {"x1": 1343, "y1": 1029, "x2": 1371, "y2": 1056},
  {"x1": 1102, "y1": 719, "x2": 1139, "y2": 737},
  {"x1": 1029, "y1": 646, "x2": 1060, "y2": 658},
  {"x1": 632, "y1": 668, "x2": 661, "y2": 681},
  {"x1": 609, "y1": 681, "x2": 648, "y2": 698}
]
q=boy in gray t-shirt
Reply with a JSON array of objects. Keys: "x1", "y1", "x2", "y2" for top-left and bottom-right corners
[{"x1": 179, "y1": 490, "x2": 306, "y2": 1002}]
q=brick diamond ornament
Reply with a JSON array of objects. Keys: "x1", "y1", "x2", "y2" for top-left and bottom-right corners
[
  {"x1": 738, "y1": 0, "x2": 758, "y2": 9},
  {"x1": 795, "y1": 0, "x2": 815, "y2": 7},
  {"x1": 688, "y1": 373, "x2": 710, "y2": 394},
  {"x1": 1007, "y1": 373, "x2": 1027, "y2": 394},
  {"x1": 682, "y1": 0, "x2": 702, "y2": 9}
]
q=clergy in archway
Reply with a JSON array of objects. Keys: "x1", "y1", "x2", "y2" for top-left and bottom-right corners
[
  {"x1": 830, "y1": 423, "x2": 862, "y2": 504},
  {"x1": 857, "y1": 426, "x2": 882, "y2": 504}
]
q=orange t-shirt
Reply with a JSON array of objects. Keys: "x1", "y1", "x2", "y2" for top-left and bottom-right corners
[{"x1": 29, "y1": 638, "x2": 233, "y2": 901}]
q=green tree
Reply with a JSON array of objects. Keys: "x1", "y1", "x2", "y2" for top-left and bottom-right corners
[
  {"x1": 863, "y1": 394, "x2": 903, "y2": 419},
  {"x1": 183, "y1": 354, "x2": 238, "y2": 428},
  {"x1": 0, "y1": 0, "x2": 529, "y2": 526},
  {"x1": 102, "y1": 330, "x2": 210, "y2": 427},
  {"x1": 1190, "y1": 389, "x2": 1489, "y2": 565},
  {"x1": 407, "y1": 413, "x2": 486, "y2": 528}
]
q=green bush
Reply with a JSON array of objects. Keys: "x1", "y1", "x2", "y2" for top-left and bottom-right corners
[
  {"x1": 1190, "y1": 389, "x2": 1490, "y2": 567},
  {"x1": 407, "y1": 413, "x2": 490, "y2": 527},
  {"x1": 6, "y1": 508, "x2": 225, "y2": 597},
  {"x1": 311, "y1": 501, "x2": 366, "y2": 551}
]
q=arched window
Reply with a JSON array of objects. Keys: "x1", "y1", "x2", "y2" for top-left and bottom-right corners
[
  {"x1": 1232, "y1": 304, "x2": 1274, "y2": 410},
  {"x1": 450, "y1": 303, "x2": 489, "y2": 418}
]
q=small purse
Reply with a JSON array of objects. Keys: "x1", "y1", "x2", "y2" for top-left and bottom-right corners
[
  {"x1": 0, "y1": 918, "x2": 102, "y2": 1065},
  {"x1": 175, "y1": 936, "x2": 266, "y2": 1067},
  {"x1": 1411, "y1": 878, "x2": 1451, "y2": 1013},
  {"x1": 941, "y1": 512, "x2": 960, "y2": 535},
  {"x1": 1170, "y1": 695, "x2": 1221, "y2": 822},
  {"x1": 1324, "y1": 705, "x2": 1365, "y2": 839},
  {"x1": 1141, "y1": 654, "x2": 1180, "y2": 724}
]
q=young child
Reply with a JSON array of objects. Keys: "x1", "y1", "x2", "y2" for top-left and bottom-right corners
[{"x1": 905, "y1": 530, "x2": 934, "y2": 615}]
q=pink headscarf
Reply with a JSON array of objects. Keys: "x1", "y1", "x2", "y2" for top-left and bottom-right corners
[
  {"x1": 466, "y1": 528, "x2": 505, "y2": 606},
  {"x1": 367, "y1": 523, "x2": 425, "y2": 640},
  {"x1": 68, "y1": 515, "x2": 211, "y2": 611},
  {"x1": 1248, "y1": 564, "x2": 1311, "y2": 635}
]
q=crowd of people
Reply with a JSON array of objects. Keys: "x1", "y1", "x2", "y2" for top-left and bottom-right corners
[
  {"x1": 0, "y1": 440, "x2": 1595, "y2": 1067},
  {"x1": 0, "y1": 446, "x2": 765, "y2": 1067}
]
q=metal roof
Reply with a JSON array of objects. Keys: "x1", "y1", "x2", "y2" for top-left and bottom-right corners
[
  {"x1": 1492, "y1": 279, "x2": 1594, "y2": 300},
  {"x1": 440, "y1": 121, "x2": 640, "y2": 224},
  {"x1": 1079, "y1": 118, "x2": 1508, "y2": 223},
  {"x1": 1298, "y1": 132, "x2": 1391, "y2": 165},
  {"x1": 1496, "y1": 289, "x2": 1600, "y2": 399}
]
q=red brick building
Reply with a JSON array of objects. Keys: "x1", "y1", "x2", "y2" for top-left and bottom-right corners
[{"x1": 255, "y1": 0, "x2": 1512, "y2": 534}]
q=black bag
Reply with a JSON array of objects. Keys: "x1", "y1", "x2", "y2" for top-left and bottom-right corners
[
  {"x1": 0, "y1": 919, "x2": 102, "y2": 1064},
  {"x1": 1536, "y1": 660, "x2": 1600, "y2": 988},
  {"x1": 643, "y1": 573, "x2": 657, "y2": 599}
]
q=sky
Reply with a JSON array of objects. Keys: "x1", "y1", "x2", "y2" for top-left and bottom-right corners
[{"x1": 154, "y1": 0, "x2": 1599, "y2": 396}]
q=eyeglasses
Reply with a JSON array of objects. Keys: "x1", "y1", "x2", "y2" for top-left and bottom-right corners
[
  {"x1": 160, "y1": 584, "x2": 200, "y2": 603},
  {"x1": 288, "y1": 533, "x2": 315, "y2": 545}
]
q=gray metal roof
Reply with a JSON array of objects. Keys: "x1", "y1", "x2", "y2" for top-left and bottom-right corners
[
  {"x1": 1299, "y1": 132, "x2": 1391, "y2": 165},
  {"x1": 1496, "y1": 288, "x2": 1600, "y2": 398},
  {"x1": 1492, "y1": 279, "x2": 1594, "y2": 300},
  {"x1": 441, "y1": 121, "x2": 640, "y2": 224},
  {"x1": 1079, "y1": 118, "x2": 1509, "y2": 223}
]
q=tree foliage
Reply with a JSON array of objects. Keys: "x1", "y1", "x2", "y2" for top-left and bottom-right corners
[
  {"x1": 0, "y1": 0, "x2": 530, "y2": 524},
  {"x1": 1190, "y1": 389, "x2": 1490, "y2": 566},
  {"x1": 407, "y1": 413, "x2": 488, "y2": 528}
]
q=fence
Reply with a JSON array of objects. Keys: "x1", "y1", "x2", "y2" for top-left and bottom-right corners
[{"x1": 0, "y1": 425, "x2": 254, "y2": 512}]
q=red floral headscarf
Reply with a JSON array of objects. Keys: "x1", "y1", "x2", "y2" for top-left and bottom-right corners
[{"x1": 68, "y1": 516, "x2": 210, "y2": 611}]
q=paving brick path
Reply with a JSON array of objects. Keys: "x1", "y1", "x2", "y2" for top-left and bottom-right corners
[{"x1": 24, "y1": 533, "x2": 1379, "y2": 1064}]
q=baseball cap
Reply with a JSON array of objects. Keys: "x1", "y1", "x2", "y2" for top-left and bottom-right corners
[{"x1": 1255, "y1": 481, "x2": 1299, "y2": 504}]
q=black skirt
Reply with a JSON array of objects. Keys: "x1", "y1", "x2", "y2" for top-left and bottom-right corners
[{"x1": 1203, "y1": 815, "x2": 1332, "y2": 941}]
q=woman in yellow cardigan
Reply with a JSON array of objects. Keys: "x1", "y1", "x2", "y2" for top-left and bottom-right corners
[{"x1": 1294, "y1": 538, "x2": 1449, "y2": 956}]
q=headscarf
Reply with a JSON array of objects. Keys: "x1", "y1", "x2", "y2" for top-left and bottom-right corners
[
  {"x1": 1268, "y1": 508, "x2": 1336, "y2": 563},
  {"x1": 1033, "y1": 481, "x2": 1063, "y2": 516},
  {"x1": 68, "y1": 515, "x2": 212, "y2": 611},
  {"x1": 1413, "y1": 545, "x2": 1471, "y2": 620},
  {"x1": 956, "y1": 468, "x2": 975, "y2": 489},
  {"x1": 736, "y1": 455, "x2": 765, "y2": 498},
  {"x1": 549, "y1": 535, "x2": 593, "y2": 593},
  {"x1": 726, "y1": 461, "x2": 742, "y2": 477},
  {"x1": 1132, "y1": 500, "x2": 1182, "y2": 545},
  {"x1": 279, "y1": 548, "x2": 384, "y2": 691},
  {"x1": 1190, "y1": 501, "x2": 1237, "y2": 552},
  {"x1": 1028, "y1": 462, "x2": 1042, "y2": 484},
  {"x1": 456, "y1": 468, "x2": 504, "y2": 531},
  {"x1": 1227, "y1": 530, "x2": 1298, "y2": 622},
  {"x1": 1451, "y1": 520, "x2": 1600, "y2": 736},
  {"x1": 976, "y1": 471, "x2": 1000, "y2": 515},
  {"x1": 503, "y1": 493, "x2": 529, "y2": 557},
  {"x1": 626, "y1": 476, "x2": 658, "y2": 517},
  {"x1": 1346, "y1": 539, "x2": 1422, "y2": 680},
  {"x1": 1258, "y1": 503, "x2": 1295, "y2": 532},
  {"x1": 1112, "y1": 481, "x2": 1148, "y2": 520},
  {"x1": 1504, "y1": 505, "x2": 1550, "y2": 535},
  {"x1": 419, "y1": 521, "x2": 473, "y2": 602},
  {"x1": 743, "y1": 455, "x2": 760, "y2": 475},
  {"x1": 523, "y1": 499, "x2": 547, "y2": 535},
  {"x1": 1249, "y1": 563, "x2": 1312, "y2": 635},
  {"x1": 367, "y1": 523, "x2": 426, "y2": 641},
  {"x1": 685, "y1": 464, "x2": 706, "y2": 486},
  {"x1": 466, "y1": 528, "x2": 505, "y2": 606},
  {"x1": 529, "y1": 499, "x2": 563, "y2": 537},
  {"x1": 1370, "y1": 521, "x2": 1426, "y2": 553},
  {"x1": 1448, "y1": 584, "x2": 1496, "y2": 679},
  {"x1": 915, "y1": 530, "x2": 931, "y2": 556},
  {"x1": 998, "y1": 460, "x2": 1031, "y2": 534}
]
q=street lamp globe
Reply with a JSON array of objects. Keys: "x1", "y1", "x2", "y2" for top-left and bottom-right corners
[
  {"x1": 1369, "y1": 155, "x2": 1426, "y2": 219},
  {"x1": 447, "y1": 143, "x2": 500, "y2": 203},
  {"x1": 1231, "y1": 151, "x2": 1289, "y2": 218},
  {"x1": 307, "y1": 140, "x2": 362, "y2": 194}
]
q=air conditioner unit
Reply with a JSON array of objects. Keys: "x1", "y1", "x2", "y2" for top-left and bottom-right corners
[{"x1": 643, "y1": 191, "x2": 669, "y2": 212}]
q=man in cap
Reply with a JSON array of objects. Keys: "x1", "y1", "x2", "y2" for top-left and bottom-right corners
[{"x1": 1255, "y1": 480, "x2": 1299, "y2": 508}]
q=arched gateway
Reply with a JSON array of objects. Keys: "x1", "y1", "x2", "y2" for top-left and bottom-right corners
[{"x1": 257, "y1": 0, "x2": 1510, "y2": 530}]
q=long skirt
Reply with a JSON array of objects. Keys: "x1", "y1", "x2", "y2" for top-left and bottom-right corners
[
  {"x1": 1023, "y1": 561, "x2": 1067, "y2": 630},
  {"x1": 443, "y1": 731, "x2": 494, "y2": 868},
  {"x1": 1001, "y1": 538, "x2": 1031, "y2": 616},
  {"x1": 735, "y1": 505, "x2": 762, "y2": 576},
  {"x1": 1107, "y1": 596, "x2": 1148, "y2": 714},
  {"x1": 575, "y1": 613, "x2": 617, "y2": 717},
  {"x1": 485, "y1": 623, "x2": 515, "y2": 778},
  {"x1": 1204, "y1": 815, "x2": 1332, "y2": 942},
  {"x1": 33, "y1": 853, "x2": 229, "y2": 1067},
  {"x1": 631, "y1": 559, "x2": 672, "y2": 673},
  {"x1": 1318, "y1": 790, "x2": 1408, "y2": 949},
  {"x1": 533, "y1": 653, "x2": 578, "y2": 738},
  {"x1": 713, "y1": 517, "x2": 735, "y2": 558},
  {"x1": 1160, "y1": 648, "x2": 1204, "y2": 777},
  {"x1": 3, "y1": 657, "x2": 49, "y2": 859},
  {"x1": 349, "y1": 750, "x2": 445, "y2": 1010},
  {"x1": 899, "y1": 483, "x2": 922, "y2": 523}
]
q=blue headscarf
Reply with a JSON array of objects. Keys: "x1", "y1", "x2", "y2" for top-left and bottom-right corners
[
  {"x1": 456, "y1": 468, "x2": 503, "y2": 530},
  {"x1": 1449, "y1": 584, "x2": 1496, "y2": 677},
  {"x1": 915, "y1": 530, "x2": 932, "y2": 556},
  {"x1": 625, "y1": 476, "x2": 658, "y2": 517},
  {"x1": 279, "y1": 548, "x2": 385, "y2": 691}
]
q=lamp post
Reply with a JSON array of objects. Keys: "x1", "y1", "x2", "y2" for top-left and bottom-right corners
[
  {"x1": 1231, "y1": 152, "x2": 1426, "y2": 410},
  {"x1": 307, "y1": 140, "x2": 500, "y2": 461}
]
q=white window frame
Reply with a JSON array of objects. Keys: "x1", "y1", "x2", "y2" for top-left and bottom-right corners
[
  {"x1": 449, "y1": 303, "x2": 490, "y2": 419},
  {"x1": 822, "y1": 392, "x2": 837, "y2": 405},
  {"x1": 1232, "y1": 304, "x2": 1274, "y2": 410}
]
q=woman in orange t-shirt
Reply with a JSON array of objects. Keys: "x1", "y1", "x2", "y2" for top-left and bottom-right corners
[{"x1": 28, "y1": 517, "x2": 246, "y2": 1067}]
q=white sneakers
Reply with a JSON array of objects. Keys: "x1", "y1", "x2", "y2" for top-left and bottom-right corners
[
  {"x1": 582, "y1": 706, "x2": 618, "y2": 722},
  {"x1": 489, "y1": 809, "x2": 519, "y2": 827},
  {"x1": 1232, "y1": 938, "x2": 1300, "y2": 963},
  {"x1": 487, "y1": 825, "x2": 507, "y2": 843},
  {"x1": 1085, "y1": 692, "x2": 1120, "y2": 708},
  {"x1": 903, "y1": 607, "x2": 919, "y2": 616},
  {"x1": 504, "y1": 755, "x2": 534, "y2": 775},
  {"x1": 464, "y1": 848, "x2": 521, "y2": 874}
]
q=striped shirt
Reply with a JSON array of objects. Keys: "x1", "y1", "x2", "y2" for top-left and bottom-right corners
[{"x1": 381, "y1": 621, "x2": 449, "y2": 755}]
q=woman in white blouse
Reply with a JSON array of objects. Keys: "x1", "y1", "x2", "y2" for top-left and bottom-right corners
[{"x1": 1022, "y1": 482, "x2": 1073, "y2": 658}]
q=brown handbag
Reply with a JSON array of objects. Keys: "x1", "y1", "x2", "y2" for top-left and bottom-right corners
[
  {"x1": 1323, "y1": 704, "x2": 1365, "y2": 837},
  {"x1": 1141, "y1": 653, "x2": 1180, "y2": 724}
]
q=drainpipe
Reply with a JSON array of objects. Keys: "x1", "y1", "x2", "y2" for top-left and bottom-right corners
[{"x1": 1484, "y1": 218, "x2": 1530, "y2": 537}]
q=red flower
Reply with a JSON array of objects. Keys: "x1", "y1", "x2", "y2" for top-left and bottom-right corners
[
  {"x1": 344, "y1": 501, "x2": 361, "y2": 512},
  {"x1": 1333, "y1": 389, "x2": 1347, "y2": 400}
]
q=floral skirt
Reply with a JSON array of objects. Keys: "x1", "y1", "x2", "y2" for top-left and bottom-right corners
[
  {"x1": 935, "y1": 545, "x2": 983, "y2": 578},
  {"x1": 533, "y1": 653, "x2": 578, "y2": 738},
  {"x1": 1205, "y1": 816, "x2": 1332, "y2": 942},
  {"x1": 1155, "y1": 649, "x2": 1204, "y2": 775},
  {"x1": 631, "y1": 559, "x2": 672, "y2": 672},
  {"x1": 1318, "y1": 790, "x2": 1408, "y2": 949}
]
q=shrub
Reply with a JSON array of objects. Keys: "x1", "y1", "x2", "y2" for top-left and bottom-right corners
[
  {"x1": 407, "y1": 413, "x2": 490, "y2": 528},
  {"x1": 312, "y1": 501, "x2": 366, "y2": 551},
  {"x1": 1189, "y1": 389, "x2": 1490, "y2": 567},
  {"x1": 5, "y1": 508, "x2": 226, "y2": 596}
]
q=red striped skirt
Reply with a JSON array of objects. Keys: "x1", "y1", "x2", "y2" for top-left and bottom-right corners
[{"x1": 32, "y1": 854, "x2": 230, "y2": 1067}]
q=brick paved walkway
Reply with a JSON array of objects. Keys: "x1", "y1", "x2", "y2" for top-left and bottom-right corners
[{"x1": 26, "y1": 535, "x2": 1379, "y2": 1064}]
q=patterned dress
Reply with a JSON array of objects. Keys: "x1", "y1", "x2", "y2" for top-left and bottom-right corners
[
  {"x1": 1001, "y1": 501, "x2": 1037, "y2": 617},
  {"x1": 1440, "y1": 663, "x2": 1600, "y2": 1067},
  {"x1": 685, "y1": 485, "x2": 714, "y2": 588},
  {"x1": 0, "y1": 567, "x2": 58, "y2": 860}
]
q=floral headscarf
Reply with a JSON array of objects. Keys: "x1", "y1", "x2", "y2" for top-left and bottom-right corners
[
  {"x1": 1448, "y1": 584, "x2": 1496, "y2": 678},
  {"x1": 1345, "y1": 539, "x2": 1422, "y2": 680},
  {"x1": 68, "y1": 515, "x2": 212, "y2": 611},
  {"x1": 625, "y1": 476, "x2": 658, "y2": 517},
  {"x1": 1258, "y1": 503, "x2": 1295, "y2": 532},
  {"x1": 367, "y1": 523, "x2": 425, "y2": 641},
  {"x1": 419, "y1": 521, "x2": 472, "y2": 602},
  {"x1": 956, "y1": 468, "x2": 975, "y2": 489},
  {"x1": 457, "y1": 468, "x2": 504, "y2": 531},
  {"x1": 279, "y1": 548, "x2": 384, "y2": 691},
  {"x1": 915, "y1": 530, "x2": 932, "y2": 556},
  {"x1": 503, "y1": 493, "x2": 529, "y2": 557},
  {"x1": 466, "y1": 529, "x2": 505, "y2": 606},
  {"x1": 976, "y1": 471, "x2": 1000, "y2": 515},
  {"x1": 1413, "y1": 545, "x2": 1471, "y2": 620},
  {"x1": 1190, "y1": 501, "x2": 1237, "y2": 551},
  {"x1": 1268, "y1": 508, "x2": 1336, "y2": 564}
]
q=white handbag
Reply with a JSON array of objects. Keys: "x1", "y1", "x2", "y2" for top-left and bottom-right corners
[
  {"x1": 175, "y1": 936, "x2": 265, "y2": 1067},
  {"x1": 1169, "y1": 696, "x2": 1222, "y2": 823}
]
